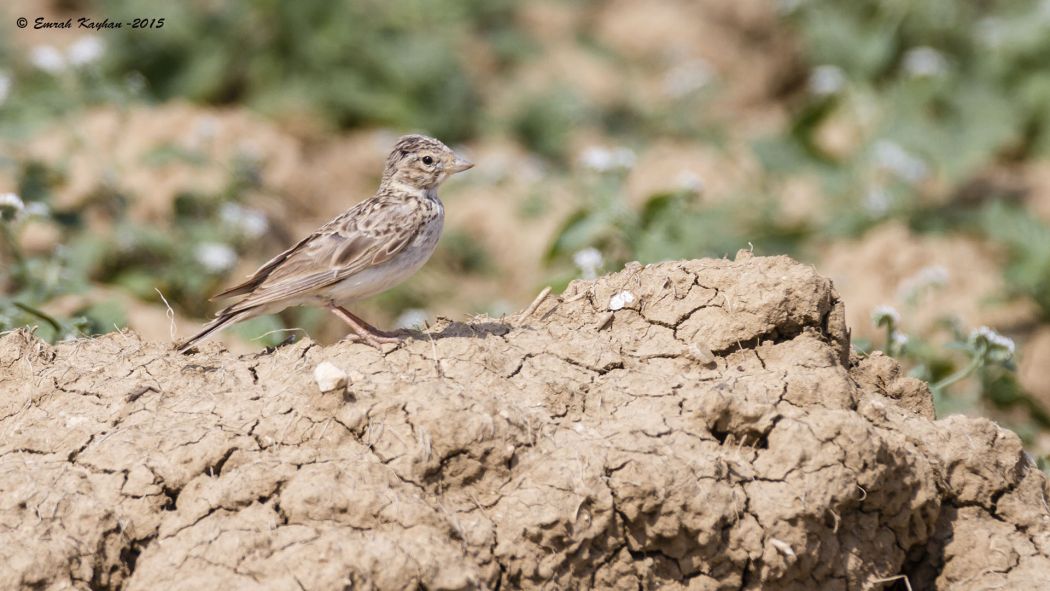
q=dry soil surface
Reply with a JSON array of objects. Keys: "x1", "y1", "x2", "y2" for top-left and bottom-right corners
[{"x1": 1, "y1": 255, "x2": 1048, "y2": 590}]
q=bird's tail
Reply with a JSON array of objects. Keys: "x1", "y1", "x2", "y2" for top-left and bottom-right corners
[{"x1": 177, "y1": 311, "x2": 245, "y2": 354}]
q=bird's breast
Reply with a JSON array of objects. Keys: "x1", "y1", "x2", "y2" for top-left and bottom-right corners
[{"x1": 321, "y1": 208, "x2": 443, "y2": 304}]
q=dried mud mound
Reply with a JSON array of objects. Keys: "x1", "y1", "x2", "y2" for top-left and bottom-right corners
[{"x1": 2, "y1": 255, "x2": 1049, "y2": 590}]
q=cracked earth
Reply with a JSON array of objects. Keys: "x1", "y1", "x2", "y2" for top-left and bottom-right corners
[{"x1": 2, "y1": 254, "x2": 1049, "y2": 590}]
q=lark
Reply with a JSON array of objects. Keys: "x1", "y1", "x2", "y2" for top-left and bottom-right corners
[{"x1": 178, "y1": 134, "x2": 473, "y2": 353}]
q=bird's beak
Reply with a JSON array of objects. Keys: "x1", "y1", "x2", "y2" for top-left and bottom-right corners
[{"x1": 449, "y1": 153, "x2": 474, "y2": 174}]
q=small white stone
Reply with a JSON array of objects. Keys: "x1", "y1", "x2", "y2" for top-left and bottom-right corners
[
  {"x1": 770, "y1": 538, "x2": 796, "y2": 558},
  {"x1": 608, "y1": 291, "x2": 635, "y2": 311},
  {"x1": 313, "y1": 361, "x2": 348, "y2": 392},
  {"x1": 64, "y1": 415, "x2": 89, "y2": 428}
]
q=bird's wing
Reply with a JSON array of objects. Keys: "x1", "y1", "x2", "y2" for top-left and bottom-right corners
[
  {"x1": 211, "y1": 231, "x2": 317, "y2": 300},
  {"x1": 218, "y1": 197, "x2": 425, "y2": 314}
]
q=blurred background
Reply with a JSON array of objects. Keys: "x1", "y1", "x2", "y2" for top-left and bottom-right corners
[{"x1": 1, "y1": 0, "x2": 1049, "y2": 462}]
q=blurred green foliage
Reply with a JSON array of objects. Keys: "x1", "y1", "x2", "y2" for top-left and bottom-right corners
[{"x1": 98, "y1": 0, "x2": 527, "y2": 142}]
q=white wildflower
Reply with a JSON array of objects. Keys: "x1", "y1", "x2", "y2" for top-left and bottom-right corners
[
  {"x1": 609, "y1": 291, "x2": 635, "y2": 311},
  {"x1": 580, "y1": 146, "x2": 635, "y2": 173},
  {"x1": 29, "y1": 45, "x2": 66, "y2": 73},
  {"x1": 67, "y1": 36, "x2": 105, "y2": 66},
  {"x1": 663, "y1": 59, "x2": 714, "y2": 98},
  {"x1": 195, "y1": 242, "x2": 237, "y2": 273},
  {"x1": 24, "y1": 201, "x2": 50, "y2": 218},
  {"x1": 871, "y1": 305, "x2": 900, "y2": 327},
  {"x1": 572, "y1": 247, "x2": 603, "y2": 280},
  {"x1": 976, "y1": 18, "x2": 1005, "y2": 49},
  {"x1": 896, "y1": 265, "x2": 949, "y2": 302},
  {"x1": 809, "y1": 65, "x2": 846, "y2": 96},
  {"x1": 675, "y1": 170, "x2": 705, "y2": 194},
  {"x1": 891, "y1": 331, "x2": 909, "y2": 348},
  {"x1": 918, "y1": 265, "x2": 949, "y2": 286},
  {"x1": 395, "y1": 308, "x2": 429, "y2": 330},
  {"x1": 193, "y1": 115, "x2": 219, "y2": 142},
  {"x1": 902, "y1": 46, "x2": 948, "y2": 78},
  {"x1": 125, "y1": 71, "x2": 146, "y2": 94},
  {"x1": 0, "y1": 192, "x2": 24, "y2": 220},
  {"x1": 970, "y1": 326, "x2": 1015, "y2": 357},
  {"x1": 873, "y1": 140, "x2": 928, "y2": 183},
  {"x1": 0, "y1": 72, "x2": 10, "y2": 105},
  {"x1": 863, "y1": 186, "x2": 891, "y2": 216},
  {"x1": 219, "y1": 202, "x2": 269, "y2": 239}
]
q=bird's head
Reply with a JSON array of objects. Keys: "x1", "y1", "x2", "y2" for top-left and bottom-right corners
[{"x1": 381, "y1": 134, "x2": 474, "y2": 191}]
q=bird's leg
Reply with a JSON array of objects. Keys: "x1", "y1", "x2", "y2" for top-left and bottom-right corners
[{"x1": 328, "y1": 305, "x2": 402, "y2": 345}]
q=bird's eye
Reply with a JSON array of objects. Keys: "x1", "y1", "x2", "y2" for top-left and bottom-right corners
[{"x1": 422, "y1": 156, "x2": 434, "y2": 165}]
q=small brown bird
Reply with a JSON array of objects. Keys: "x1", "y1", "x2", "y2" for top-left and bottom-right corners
[{"x1": 178, "y1": 134, "x2": 473, "y2": 353}]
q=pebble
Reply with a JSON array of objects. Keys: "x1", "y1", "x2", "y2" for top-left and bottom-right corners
[{"x1": 313, "y1": 361, "x2": 348, "y2": 392}]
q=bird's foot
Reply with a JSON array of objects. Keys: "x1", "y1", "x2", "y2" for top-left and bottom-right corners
[
  {"x1": 329, "y1": 305, "x2": 407, "y2": 347},
  {"x1": 341, "y1": 331, "x2": 404, "y2": 348}
]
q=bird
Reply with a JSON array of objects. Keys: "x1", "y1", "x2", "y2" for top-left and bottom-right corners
[{"x1": 177, "y1": 134, "x2": 473, "y2": 353}]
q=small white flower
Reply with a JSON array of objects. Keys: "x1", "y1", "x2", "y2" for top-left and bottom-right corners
[
  {"x1": 902, "y1": 46, "x2": 948, "y2": 78},
  {"x1": 0, "y1": 192, "x2": 24, "y2": 220},
  {"x1": 0, "y1": 72, "x2": 11, "y2": 105},
  {"x1": 609, "y1": 291, "x2": 635, "y2": 311},
  {"x1": 976, "y1": 18, "x2": 1005, "y2": 49},
  {"x1": 662, "y1": 59, "x2": 714, "y2": 98},
  {"x1": 572, "y1": 247, "x2": 603, "y2": 280},
  {"x1": 971, "y1": 326, "x2": 1015, "y2": 357},
  {"x1": 394, "y1": 308, "x2": 428, "y2": 330},
  {"x1": 917, "y1": 265, "x2": 949, "y2": 286},
  {"x1": 873, "y1": 140, "x2": 928, "y2": 183},
  {"x1": 809, "y1": 65, "x2": 846, "y2": 96},
  {"x1": 67, "y1": 36, "x2": 105, "y2": 66},
  {"x1": 219, "y1": 202, "x2": 269, "y2": 239},
  {"x1": 125, "y1": 71, "x2": 147, "y2": 93},
  {"x1": 193, "y1": 115, "x2": 219, "y2": 142},
  {"x1": 891, "y1": 331, "x2": 909, "y2": 348},
  {"x1": 871, "y1": 305, "x2": 900, "y2": 327},
  {"x1": 675, "y1": 170, "x2": 705, "y2": 194},
  {"x1": 195, "y1": 242, "x2": 237, "y2": 273},
  {"x1": 0, "y1": 192, "x2": 24, "y2": 210},
  {"x1": 896, "y1": 265, "x2": 949, "y2": 302},
  {"x1": 24, "y1": 201, "x2": 50, "y2": 218},
  {"x1": 29, "y1": 45, "x2": 66, "y2": 73},
  {"x1": 863, "y1": 186, "x2": 891, "y2": 216},
  {"x1": 579, "y1": 146, "x2": 635, "y2": 173}
]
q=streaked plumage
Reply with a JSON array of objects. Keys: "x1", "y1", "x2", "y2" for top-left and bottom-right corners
[{"x1": 178, "y1": 134, "x2": 473, "y2": 353}]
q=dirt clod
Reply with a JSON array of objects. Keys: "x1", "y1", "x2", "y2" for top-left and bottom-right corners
[{"x1": 2, "y1": 256, "x2": 1048, "y2": 590}]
